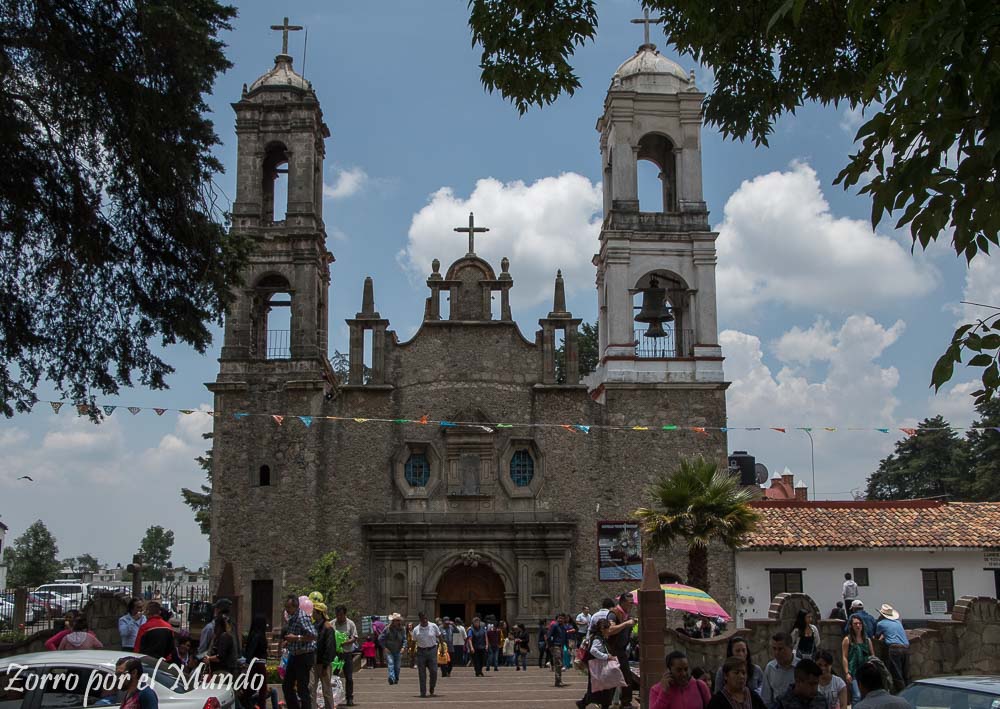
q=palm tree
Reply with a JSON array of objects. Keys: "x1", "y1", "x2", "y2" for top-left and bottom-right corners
[{"x1": 633, "y1": 456, "x2": 759, "y2": 592}]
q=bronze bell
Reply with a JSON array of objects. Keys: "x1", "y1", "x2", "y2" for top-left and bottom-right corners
[{"x1": 634, "y1": 276, "x2": 674, "y2": 338}]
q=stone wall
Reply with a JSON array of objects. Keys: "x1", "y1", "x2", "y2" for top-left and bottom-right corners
[{"x1": 652, "y1": 593, "x2": 1000, "y2": 689}]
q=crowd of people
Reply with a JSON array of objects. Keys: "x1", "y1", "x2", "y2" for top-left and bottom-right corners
[{"x1": 31, "y1": 571, "x2": 916, "y2": 709}]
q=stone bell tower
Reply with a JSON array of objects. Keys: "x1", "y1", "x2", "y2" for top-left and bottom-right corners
[
  {"x1": 218, "y1": 21, "x2": 332, "y2": 372},
  {"x1": 590, "y1": 16, "x2": 724, "y2": 398}
]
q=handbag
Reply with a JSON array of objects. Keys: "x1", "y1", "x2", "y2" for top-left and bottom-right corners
[
  {"x1": 588, "y1": 657, "x2": 627, "y2": 692},
  {"x1": 502, "y1": 638, "x2": 515, "y2": 655}
]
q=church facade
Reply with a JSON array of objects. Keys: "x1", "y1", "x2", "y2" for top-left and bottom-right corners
[{"x1": 208, "y1": 35, "x2": 732, "y2": 628}]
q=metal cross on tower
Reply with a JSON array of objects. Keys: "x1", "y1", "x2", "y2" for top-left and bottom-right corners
[
  {"x1": 453, "y1": 212, "x2": 489, "y2": 255},
  {"x1": 630, "y1": 8, "x2": 664, "y2": 46},
  {"x1": 270, "y1": 16, "x2": 303, "y2": 55}
]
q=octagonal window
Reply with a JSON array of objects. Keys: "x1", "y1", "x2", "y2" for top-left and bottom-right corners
[
  {"x1": 404, "y1": 453, "x2": 430, "y2": 487},
  {"x1": 510, "y1": 449, "x2": 535, "y2": 487}
]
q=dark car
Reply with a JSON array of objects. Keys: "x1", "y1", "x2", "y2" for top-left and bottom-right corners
[{"x1": 900, "y1": 676, "x2": 1000, "y2": 709}]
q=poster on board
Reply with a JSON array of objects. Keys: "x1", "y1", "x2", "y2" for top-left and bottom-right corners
[{"x1": 598, "y1": 521, "x2": 643, "y2": 581}]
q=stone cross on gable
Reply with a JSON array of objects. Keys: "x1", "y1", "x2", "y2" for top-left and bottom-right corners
[
  {"x1": 454, "y1": 212, "x2": 489, "y2": 255},
  {"x1": 631, "y1": 8, "x2": 664, "y2": 46},
  {"x1": 270, "y1": 16, "x2": 303, "y2": 56}
]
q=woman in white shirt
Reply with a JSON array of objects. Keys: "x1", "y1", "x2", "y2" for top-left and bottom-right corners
[{"x1": 816, "y1": 650, "x2": 849, "y2": 709}]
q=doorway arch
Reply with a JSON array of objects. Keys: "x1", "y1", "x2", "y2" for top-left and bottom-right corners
[{"x1": 435, "y1": 564, "x2": 506, "y2": 623}]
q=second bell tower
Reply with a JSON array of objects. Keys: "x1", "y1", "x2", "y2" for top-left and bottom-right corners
[
  {"x1": 590, "y1": 32, "x2": 725, "y2": 398},
  {"x1": 219, "y1": 42, "x2": 332, "y2": 368}
]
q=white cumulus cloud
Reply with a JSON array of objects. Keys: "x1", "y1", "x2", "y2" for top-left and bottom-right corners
[
  {"x1": 723, "y1": 314, "x2": 905, "y2": 498},
  {"x1": 398, "y1": 173, "x2": 603, "y2": 309},
  {"x1": 323, "y1": 166, "x2": 368, "y2": 200},
  {"x1": 0, "y1": 407, "x2": 213, "y2": 566},
  {"x1": 716, "y1": 161, "x2": 937, "y2": 317},
  {"x1": 956, "y1": 254, "x2": 1000, "y2": 326}
]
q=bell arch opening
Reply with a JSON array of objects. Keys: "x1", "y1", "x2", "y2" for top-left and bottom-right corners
[
  {"x1": 632, "y1": 270, "x2": 690, "y2": 357},
  {"x1": 251, "y1": 273, "x2": 293, "y2": 360},
  {"x1": 262, "y1": 142, "x2": 290, "y2": 223},
  {"x1": 636, "y1": 132, "x2": 677, "y2": 212},
  {"x1": 435, "y1": 563, "x2": 506, "y2": 623}
]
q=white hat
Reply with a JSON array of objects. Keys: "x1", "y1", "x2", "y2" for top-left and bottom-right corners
[
  {"x1": 851, "y1": 600, "x2": 864, "y2": 610},
  {"x1": 879, "y1": 603, "x2": 900, "y2": 620},
  {"x1": 389, "y1": 612, "x2": 402, "y2": 621}
]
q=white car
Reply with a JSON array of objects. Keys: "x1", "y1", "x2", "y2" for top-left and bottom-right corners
[
  {"x1": 34, "y1": 583, "x2": 89, "y2": 611},
  {"x1": 0, "y1": 650, "x2": 239, "y2": 709}
]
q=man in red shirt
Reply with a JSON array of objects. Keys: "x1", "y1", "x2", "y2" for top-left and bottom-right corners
[{"x1": 133, "y1": 601, "x2": 176, "y2": 661}]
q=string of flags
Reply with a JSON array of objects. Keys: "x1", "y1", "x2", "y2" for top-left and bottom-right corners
[{"x1": 34, "y1": 400, "x2": 1000, "y2": 436}]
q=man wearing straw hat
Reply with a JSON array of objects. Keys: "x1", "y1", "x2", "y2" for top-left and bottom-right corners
[
  {"x1": 874, "y1": 603, "x2": 910, "y2": 692},
  {"x1": 379, "y1": 613, "x2": 407, "y2": 685}
]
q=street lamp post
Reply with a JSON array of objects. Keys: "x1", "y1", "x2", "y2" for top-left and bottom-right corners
[{"x1": 800, "y1": 428, "x2": 816, "y2": 499}]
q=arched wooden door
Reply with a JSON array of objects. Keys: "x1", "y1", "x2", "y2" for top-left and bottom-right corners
[{"x1": 436, "y1": 564, "x2": 505, "y2": 623}]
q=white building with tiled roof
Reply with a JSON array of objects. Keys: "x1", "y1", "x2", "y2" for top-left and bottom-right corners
[{"x1": 733, "y1": 500, "x2": 1000, "y2": 625}]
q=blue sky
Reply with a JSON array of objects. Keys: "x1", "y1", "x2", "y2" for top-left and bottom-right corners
[{"x1": 2, "y1": 1, "x2": 996, "y2": 570}]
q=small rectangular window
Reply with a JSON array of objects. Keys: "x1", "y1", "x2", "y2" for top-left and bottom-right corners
[
  {"x1": 853, "y1": 568, "x2": 870, "y2": 586},
  {"x1": 921, "y1": 568, "x2": 955, "y2": 613},
  {"x1": 768, "y1": 569, "x2": 803, "y2": 599}
]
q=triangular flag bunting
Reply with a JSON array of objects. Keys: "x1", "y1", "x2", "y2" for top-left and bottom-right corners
[
  {"x1": 632, "y1": 426, "x2": 649, "y2": 431},
  {"x1": 153, "y1": 408, "x2": 166, "y2": 416},
  {"x1": 234, "y1": 412, "x2": 249, "y2": 420},
  {"x1": 103, "y1": 405, "x2": 116, "y2": 415},
  {"x1": 354, "y1": 418, "x2": 369, "y2": 423},
  {"x1": 719, "y1": 427, "x2": 728, "y2": 432},
  {"x1": 418, "y1": 415, "x2": 429, "y2": 425},
  {"x1": 574, "y1": 425, "x2": 590, "y2": 434},
  {"x1": 299, "y1": 416, "x2": 313, "y2": 427},
  {"x1": 691, "y1": 426, "x2": 707, "y2": 435},
  {"x1": 799, "y1": 427, "x2": 812, "y2": 432},
  {"x1": 561, "y1": 424, "x2": 575, "y2": 432},
  {"x1": 478, "y1": 426, "x2": 494, "y2": 433},
  {"x1": 745, "y1": 427, "x2": 761, "y2": 431},
  {"x1": 392, "y1": 419, "x2": 411, "y2": 424},
  {"x1": 497, "y1": 423, "x2": 513, "y2": 429},
  {"x1": 876, "y1": 428, "x2": 889, "y2": 433},
  {"x1": 900, "y1": 427, "x2": 917, "y2": 436},
  {"x1": 440, "y1": 421, "x2": 457, "y2": 427},
  {"x1": 77, "y1": 404, "x2": 90, "y2": 415},
  {"x1": 128, "y1": 406, "x2": 141, "y2": 415},
  {"x1": 272, "y1": 415, "x2": 284, "y2": 426},
  {"x1": 771, "y1": 427, "x2": 786, "y2": 433},
  {"x1": 824, "y1": 427, "x2": 837, "y2": 431},
  {"x1": 179, "y1": 409, "x2": 194, "y2": 415},
  {"x1": 50, "y1": 402, "x2": 63, "y2": 414},
  {"x1": 661, "y1": 425, "x2": 678, "y2": 431}
]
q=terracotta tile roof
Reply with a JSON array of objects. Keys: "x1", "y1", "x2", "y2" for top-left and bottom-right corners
[{"x1": 742, "y1": 500, "x2": 1000, "y2": 550}]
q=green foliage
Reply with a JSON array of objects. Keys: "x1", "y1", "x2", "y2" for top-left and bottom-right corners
[
  {"x1": 6, "y1": 521, "x2": 61, "y2": 587},
  {"x1": 138, "y1": 526, "x2": 175, "y2": 581},
  {"x1": 932, "y1": 314, "x2": 1000, "y2": 406},
  {"x1": 467, "y1": 0, "x2": 1000, "y2": 400},
  {"x1": 0, "y1": 0, "x2": 248, "y2": 417},
  {"x1": 468, "y1": 0, "x2": 598, "y2": 115},
  {"x1": 555, "y1": 322, "x2": 599, "y2": 383},
  {"x1": 182, "y1": 432, "x2": 213, "y2": 536},
  {"x1": 865, "y1": 416, "x2": 972, "y2": 500},
  {"x1": 633, "y1": 457, "x2": 758, "y2": 592},
  {"x1": 290, "y1": 551, "x2": 357, "y2": 610},
  {"x1": 76, "y1": 554, "x2": 100, "y2": 573},
  {"x1": 963, "y1": 398, "x2": 1000, "y2": 501}
]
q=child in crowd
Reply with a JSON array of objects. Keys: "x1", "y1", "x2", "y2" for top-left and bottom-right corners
[{"x1": 362, "y1": 634, "x2": 377, "y2": 669}]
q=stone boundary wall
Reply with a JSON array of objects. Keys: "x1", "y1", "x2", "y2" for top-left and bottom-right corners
[{"x1": 657, "y1": 593, "x2": 1000, "y2": 689}]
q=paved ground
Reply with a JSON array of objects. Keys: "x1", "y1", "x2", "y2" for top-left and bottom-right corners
[{"x1": 334, "y1": 663, "x2": 588, "y2": 708}]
